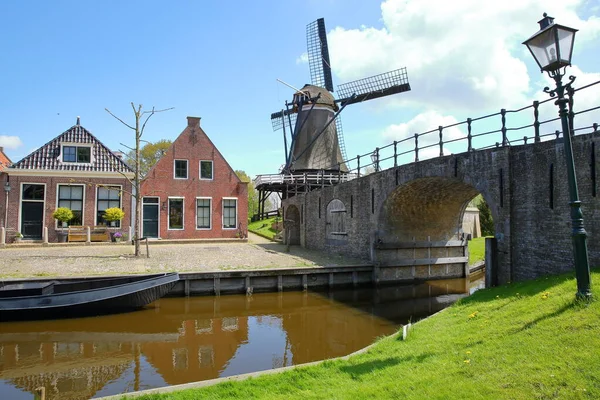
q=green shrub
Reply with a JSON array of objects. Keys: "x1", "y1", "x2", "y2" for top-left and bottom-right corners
[
  {"x1": 52, "y1": 207, "x2": 74, "y2": 223},
  {"x1": 102, "y1": 207, "x2": 125, "y2": 223}
]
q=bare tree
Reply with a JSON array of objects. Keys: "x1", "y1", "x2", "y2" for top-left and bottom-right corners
[{"x1": 106, "y1": 103, "x2": 173, "y2": 257}]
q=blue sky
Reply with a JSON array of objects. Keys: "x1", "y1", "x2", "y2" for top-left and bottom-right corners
[{"x1": 1, "y1": 0, "x2": 599, "y2": 178}]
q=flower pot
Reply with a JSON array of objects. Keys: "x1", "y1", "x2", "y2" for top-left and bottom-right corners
[
  {"x1": 114, "y1": 237, "x2": 121, "y2": 243},
  {"x1": 57, "y1": 232, "x2": 68, "y2": 243}
]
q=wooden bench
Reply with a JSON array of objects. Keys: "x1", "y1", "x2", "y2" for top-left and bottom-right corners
[{"x1": 67, "y1": 226, "x2": 110, "y2": 243}]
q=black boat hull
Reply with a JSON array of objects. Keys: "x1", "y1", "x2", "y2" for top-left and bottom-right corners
[{"x1": 0, "y1": 273, "x2": 179, "y2": 321}]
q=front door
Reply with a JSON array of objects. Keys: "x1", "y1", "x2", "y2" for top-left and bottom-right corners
[
  {"x1": 21, "y1": 184, "x2": 45, "y2": 240},
  {"x1": 142, "y1": 198, "x2": 159, "y2": 238}
]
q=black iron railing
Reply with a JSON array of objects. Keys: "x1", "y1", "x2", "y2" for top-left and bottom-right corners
[{"x1": 333, "y1": 79, "x2": 600, "y2": 177}]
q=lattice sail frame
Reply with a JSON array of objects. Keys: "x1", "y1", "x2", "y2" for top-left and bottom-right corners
[
  {"x1": 307, "y1": 18, "x2": 333, "y2": 92},
  {"x1": 337, "y1": 68, "x2": 410, "y2": 105}
]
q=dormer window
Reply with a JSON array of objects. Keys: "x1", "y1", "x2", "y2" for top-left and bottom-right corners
[{"x1": 63, "y1": 145, "x2": 91, "y2": 163}]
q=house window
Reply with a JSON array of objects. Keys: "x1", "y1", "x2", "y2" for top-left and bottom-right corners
[
  {"x1": 169, "y1": 198, "x2": 184, "y2": 229},
  {"x1": 196, "y1": 198, "x2": 211, "y2": 229},
  {"x1": 63, "y1": 146, "x2": 91, "y2": 163},
  {"x1": 22, "y1": 184, "x2": 45, "y2": 200},
  {"x1": 200, "y1": 160, "x2": 213, "y2": 180},
  {"x1": 97, "y1": 186, "x2": 121, "y2": 226},
  {"x1": 222, "y1": 198, "x2": 237, "y2": 229},
  {"x1": 174, "y1": 160, "x2": 188, "y2": 179},
  {"x1": 58, "y1": 185, "x2": 83, "y2": 226}
]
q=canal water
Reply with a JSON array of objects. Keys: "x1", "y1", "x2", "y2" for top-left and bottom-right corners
[{"x1": 0, "y1": 274, "x2": 483, "y2": 400}]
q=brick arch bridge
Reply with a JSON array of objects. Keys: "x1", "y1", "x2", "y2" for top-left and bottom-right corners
[{"x1": 281, "y1": 132, "x2": 599, "y2": 285}]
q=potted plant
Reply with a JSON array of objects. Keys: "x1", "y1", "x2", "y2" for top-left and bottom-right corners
[
  {"x1": 102, "y1": 207, "x2": 125, "y2": 241},
  {"x1": 102, "y1": 207, "x2": 125, "y2": 227},
  {"x1": 113, "y1": 231, "x2": 123, "y2": 243},
  {"x1": 52, "y1": 207, "x2": 74, "y2": 242},
  {"x1": 14, "y1": 232, "x2": 23, "y2": 243}
]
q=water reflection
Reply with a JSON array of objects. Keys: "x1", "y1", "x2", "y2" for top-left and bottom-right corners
[{"x1": 0, "y1": 276, "x2": 479, "y2": 400}]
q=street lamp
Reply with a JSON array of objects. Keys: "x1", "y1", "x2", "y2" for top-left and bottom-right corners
[
  {"x1": 370, "y1": 148, "x2": 380, "y2": 172},
  {"x1": 523, "y1": 13, "x2": 592, "y2": 300}
]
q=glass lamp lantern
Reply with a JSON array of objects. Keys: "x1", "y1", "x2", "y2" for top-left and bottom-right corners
[{"x1": 523, "y1": 13, "x2": 577, "y2": 75}]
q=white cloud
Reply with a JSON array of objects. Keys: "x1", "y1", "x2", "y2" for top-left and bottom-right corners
[
  {"x1": 382, "y1": 110, "x2": 464, "y2": 146},
  {"x1": 296, "y1": 52, "x2": 308, "y2": 65},
  {"x1": 0, "y1": 135, "x2": 23, "y2": 150},
  {"x1": 326, "y1": 0, "x2": 600, "y2": 114},
  {"x1": 531, "y1": 66, "x2": 600, "y2": 136}
]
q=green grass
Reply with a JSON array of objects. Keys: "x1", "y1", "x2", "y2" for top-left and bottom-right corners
[
  {"x1": 468, "y1": 237, "x2": 487, "y2": 265},
  {"x1": 132, "y1": 270, "x2": 600, "y2": 400},
  {"x1": 248, "y1": 217, "x2": 282, "y2": 240}
]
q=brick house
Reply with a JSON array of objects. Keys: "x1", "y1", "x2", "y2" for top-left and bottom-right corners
[
  {"x1": 140, "y1": 116, "x2": 247, "y2": 239},
  {"x1": 1, "y1": 118, "x2": 134, "y2": 242}
]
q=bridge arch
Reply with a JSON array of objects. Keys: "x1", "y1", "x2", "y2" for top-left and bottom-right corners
[{"x1": 376, "y1": 176, "x2": 495, "y2": 243}]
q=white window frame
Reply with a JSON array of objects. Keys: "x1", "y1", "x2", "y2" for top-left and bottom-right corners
[
  {"x1": 60, "y1": 143, "x2": 94, "y2": 165},
  {"x1": 168, "y1": 196, "x2": 185, "y2": 230},
  {"x1": 222, "y1": 197, "x2": 238, "y2": 230},
  {"x1": 95, "y1": 185, "x2": 123, "y2": 227},
  {"x1": 199, "y1": 160, "x2": 213, "y2": 180},
  {"x1": 195, "y1": 197, "x2": 212, "y2": 230},
  {"x1": 173, "y1": 159, "x2": 189, "y2": 180},
  {"x1": 55, "y1": 183, "x2": 86, "y2": 228}
]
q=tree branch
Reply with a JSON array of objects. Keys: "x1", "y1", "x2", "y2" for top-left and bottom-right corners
[
  {"x1": 105, "y1": 108, "x2": 136, "y2": 130},
  {"x1": 119, "y1": 142, "x2": 135, "y2": 152}
]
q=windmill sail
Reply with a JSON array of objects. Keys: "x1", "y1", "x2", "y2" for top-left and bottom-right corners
[{"x1": 307, "y1": 18, "x2": 333, "y2": 92}]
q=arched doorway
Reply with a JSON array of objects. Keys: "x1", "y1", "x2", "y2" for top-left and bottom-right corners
[{"x1": 284, "y1": 205, "x2": 300, "y2": 245}]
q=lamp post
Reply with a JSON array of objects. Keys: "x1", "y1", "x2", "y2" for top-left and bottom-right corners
[
  {"x1": 523, "y1": 13, "x2": 592, "y2": 300},
  {"x1": 370, "y1": 148, "x2": 380, "y2": 172},
  {"x1": 3, "y1": 179, "x2": 10, "y2": 229}
]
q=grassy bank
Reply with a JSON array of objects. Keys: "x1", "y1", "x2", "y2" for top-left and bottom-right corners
[
  {"x1": 248, "y1": 217, "x2": 281, "y2": 240},
  {"x1": 468, "y1": 237, "x2": 486, "y2": 265},
  {"x1": 133, "y1": 270, "x2": 600, "y2": 400}
]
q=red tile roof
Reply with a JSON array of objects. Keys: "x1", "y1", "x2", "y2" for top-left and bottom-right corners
[{"x1": 0, "y1": 148, "x2": 11, "y2": 171}]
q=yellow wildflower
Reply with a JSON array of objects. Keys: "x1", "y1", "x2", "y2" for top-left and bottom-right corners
[{"x1": 464, "y1": 359, "x2": 471, "y2": 364}]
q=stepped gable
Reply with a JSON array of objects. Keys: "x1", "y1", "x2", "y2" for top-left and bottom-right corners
[{"x1": 10, "y1": 120, "x2": 133, "y2": 173}]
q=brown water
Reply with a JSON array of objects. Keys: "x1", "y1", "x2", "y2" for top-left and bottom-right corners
[{"x1": 0, "y1": 276, "x2": 479, "y2": 399}]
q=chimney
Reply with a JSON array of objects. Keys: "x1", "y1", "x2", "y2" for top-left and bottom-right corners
[
  {"x1": 0, "y1": 147, "x2": 3, "y2": 153},
  {"x1": 187, "y1": 116, "x2": 201, "y2": 128},
  {"x1": 76, "y1": 116, "x2": 81, "y2": 126}
]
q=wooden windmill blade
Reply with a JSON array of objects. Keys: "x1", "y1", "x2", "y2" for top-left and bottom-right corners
[
  {"x1": 336, "y1": 68, "x2": 411, "y2": 106},
  {"x1": 334, "y1": 117, "x2": 348, "y2": 162},
  {"x1": 270, "y1": 109, "x2": 297, "y2": 132},
  {"x1": 307, "y1": 18, "x2": 334, "y2": 92}
]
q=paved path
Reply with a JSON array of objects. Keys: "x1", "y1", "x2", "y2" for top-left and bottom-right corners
[{"x1": 0, "y1": 233, "x2": 368, "y2": 279}]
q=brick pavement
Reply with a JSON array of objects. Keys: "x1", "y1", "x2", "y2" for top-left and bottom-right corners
[{"x1": 0, "y1": 233, "x2": 368, "y2": 279}]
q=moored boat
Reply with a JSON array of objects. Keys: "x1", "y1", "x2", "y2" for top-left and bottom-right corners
[{"x1": 0, "y1": 273, "x2": 179, "y2": 321}]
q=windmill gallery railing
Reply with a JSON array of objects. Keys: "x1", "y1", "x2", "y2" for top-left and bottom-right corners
[{"x1": 255, "y1": 78, "x2": 600, "y2": 191}]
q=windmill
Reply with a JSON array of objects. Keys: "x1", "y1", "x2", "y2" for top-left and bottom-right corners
[{"x1": 271, "y1": 18, "x2": 411, "y2": 174}]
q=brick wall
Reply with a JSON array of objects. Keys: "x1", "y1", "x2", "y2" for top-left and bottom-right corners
[
  {"x1": 283, "y1": 131, "x2": 599, "y2": 284},
  {"x1": 3, "y1": 174, "x2": 132, "y2": 242},
  {"x1": 141, "y1": 117, "x2": 248, "y2": 239}
]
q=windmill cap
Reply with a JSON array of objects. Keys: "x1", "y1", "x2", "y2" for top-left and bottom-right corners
[{"x1": 295, "y1": 84, "x2": 337, "y2": 108}]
